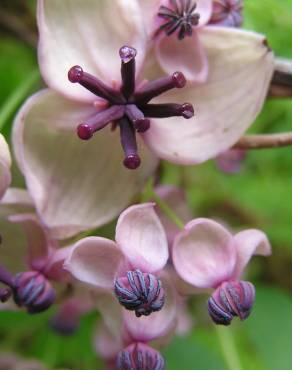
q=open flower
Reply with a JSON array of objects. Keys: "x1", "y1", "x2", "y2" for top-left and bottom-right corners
[
  {"x1": 0, "y1": 189, "x2": 72, "y2": 313},
  {"x1": 172, "y1": 218, "x2": 271, "y2": 325},
  {"x1": 65, "y1": 203, "x2": 169, "y2": 317},
  {"x1": 0, "y1": 134, "x2": 11, "y2": 200}
]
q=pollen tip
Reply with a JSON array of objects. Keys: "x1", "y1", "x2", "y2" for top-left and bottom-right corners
[
  {"x1": 181, "y1": 103, "x2": 194, "y2": 119},
  {"x1": 134, "y1": 118, "x2": 151, "y2": 133},
  {"x1": 172, "y1": 71, "x2": 186, "y2": 88},
  {"x1": 68, "y1": 65, "x2": 84, "y2": 83},
  {"x1": 123, "y1": 154, "x2": 141, "y2": 170},
  {"x1": 119, "y1": 45, "x2": 137, "y2": 63},
  {"x1": 77, "y1": 124, "x2": 93, "y2": 140}
]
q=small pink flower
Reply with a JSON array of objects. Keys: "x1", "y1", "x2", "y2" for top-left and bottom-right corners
[
  {"x1": 172, "y1": 218, "x2": 271, "y2": 325},
  {"x1": 209, "y1": 0, "x2": 243, "y2": 28},
  {"x1": 65, "y1": 203, "x2": 169, "y2": 317},
  {"x1": 0, "y1": 134, "x2": 11, "y2": 200}
]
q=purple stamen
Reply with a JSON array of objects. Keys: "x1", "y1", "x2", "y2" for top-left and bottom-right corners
[
  {"x1": 158, "y1": 0, "x2": 200, "y2": 40},
  {"x1": 68, "y1": 46, "x2": 194, "y2": 169}
]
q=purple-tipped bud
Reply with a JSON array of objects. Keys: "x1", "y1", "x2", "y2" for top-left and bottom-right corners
[
  {"x1": 123, "y1": 154, "x2": 141, "y2": 170},
  {"x1": 172, "y1": 72, "x2": 186, "y2": 88},
  {"x1": 180, "y1": 103, "x2": 195, "y2": 119},
  {"x1": 117, "y1": 343, "x2": 165, "y2": 370},
  {"x1": 77, "y1": 123, "x2": 94, "y2": 140},
  {"x1": 134, "y1": 118, "x2": 151, "y2": 133},
  {"x1": 13, "y1": 271, "x2": 56, "y2": 314},
  {"x1": 0, "y1": 287, "x2": 12, "y2": 302},
  {"x1": 114, "y1": 270, "x2": 164, "y2": 317},
  {"x1": 68, "y1": 65, "x2": 84, "y2": 83},
  {"x1": 120, "y1": 46, "x2": 137, "y2": 63},
  {"x1": 207, "y1": 280, "x2": 255, "y2": 326}
]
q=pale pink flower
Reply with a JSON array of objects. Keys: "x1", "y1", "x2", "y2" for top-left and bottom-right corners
[
  {"x1": 65, "y1": 203, "x2": 170, "y2": 317},
  {"x1": 0, "y1": 134, "x2": 11, "y2": 200},
  {"x1": 14, "y1": 0, "x2": 274, "y2": 241},
  {"x1": 172, "y1": 218, "x2": 271, "y2": 325},
  {"x1": 0, "y1": 189, "x2": 72, "y2": 313}
]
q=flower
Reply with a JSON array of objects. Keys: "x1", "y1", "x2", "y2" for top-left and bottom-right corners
[
  {"x1": 0, "y1": 134, "x2": 11, "y2": 200},
  {"x1": 65, "y1": 203, "x2": 170, "y2": 317},
  {"x1": 215, "y1": 148, "x2": 246, "y2": 173},
  {"x1": 209, "y1": 0, "x2": 243, "y2": 28},
  {"x1": 0, "y1": 189, "x2": 72, "y2": 313},
  {"x1": 172, "y1": 218, "x2": 271, "y2": 325}
]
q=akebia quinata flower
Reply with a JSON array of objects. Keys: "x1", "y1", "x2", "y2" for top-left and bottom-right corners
[
  {"x1": 65, "y1": 203, "x2": 169, "y2": 317},
  {"x1": 0, "y1": 134, "x2": 11, "y2": 200},
  {"x1": 172, "y1": 218, "x2": 271, "y2": 325},
  {"x1": 209, "y1": 0, "x2": 243, "y2": 27}
]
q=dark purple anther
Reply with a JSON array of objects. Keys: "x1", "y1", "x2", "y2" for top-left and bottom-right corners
[
  {"x1": 114, "y1": 270, "x2": 164, "y2": 317},
  {"x1": 117, "y1": 343, "x2": 165, "y2": 370},
  {"x1": 207, "y1": 280, "x2": 255, "y2": 326},
  {"x1": 158, "y1": 0, "x2": 200, "y2": 40},
  {"x1": 13, "y1": 271, "x2": 56, "y2": 314},
  {"x1": 68, "y1": 45, "x2": 194, "y2": 169}
]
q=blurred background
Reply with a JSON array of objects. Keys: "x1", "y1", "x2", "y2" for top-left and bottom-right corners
[{"x1": 0, "y1": 0, "x2": 292, "y2": 369}]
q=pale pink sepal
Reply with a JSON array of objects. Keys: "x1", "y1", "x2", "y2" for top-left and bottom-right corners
[
  {"x1": 0, "y1": 134, "x2": 11, "y2": 200},
  {"x1": 233, "y1": 229, "x2": 271, "y2": 278},
  {"x1": 115, "y1": 203, "x2": 169, "y2": 273},
  {"x1": 37, "y1": 0, "x2": 146, "y2": 102},
  {"x1": 94, "y1": 322, "x2": 123, "y2": 361},
  {"x1": 172, "y1": 218, "x2": 236, "y2": 289},
  {"x1": 143, "y1": 27, "x2": 274, "y2": 165},
  {"x1": 64, "y1": 237, "x2": 125, "y2": 290}
]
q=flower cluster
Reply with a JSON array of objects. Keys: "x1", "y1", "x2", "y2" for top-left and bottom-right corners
[{"x1": 0, "y1": 0, "x2": 276, "y2": 369}]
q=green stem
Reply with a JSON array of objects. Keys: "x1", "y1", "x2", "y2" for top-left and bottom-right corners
[
  {"x1": 0, "y1": 69, "x2": 40, "y2": 131},
  {"x1": 215, "y1": 325, "x2": 244, "y2": 370}
]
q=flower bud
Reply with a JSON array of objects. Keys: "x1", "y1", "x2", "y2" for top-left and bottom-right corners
[
  {"x1": 210, "y1": 0, "x2": 243, "y2": 28},
  {"x1": 207, "y1": 280, "x2": 255, "y2": 325},
  {"x1": 13, "y1": 271, "x2": 56, "y2": 314},
  {"x1": 117, "y1": 343, "x2": 165, "y2": 370},
  {"x1": 114, "y1": 270, "x2": 164, "y2": 317}
]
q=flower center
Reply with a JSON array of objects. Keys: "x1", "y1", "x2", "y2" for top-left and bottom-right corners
[
  {"x1": 68, "y1": 45, "x2": 194, "y2": 170},
  {"x1": 207, "y1": 280, "x2": 255, "y2": 326},
  {"x1": 114, "y1": 269, "x2": 165, "y2": 317},
  {"x1": 209, "y1": 0, "x2": 243, "y2": 27},
  {"x1": 158, "y1": 0, "x2": 200, "y2": 40}
]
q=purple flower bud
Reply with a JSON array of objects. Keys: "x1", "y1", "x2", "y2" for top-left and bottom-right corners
[
  {"x1": 117, "y1": 343, "x2": 165, "y2": 370},
  {"x1": 114, "y1": 270, "x2": 164, "y2": 317},
  {"x1": 0, "y1": 287, "x2": 12, "y2": 302},
  {"x1": 209, "y1": 0, "x2": 243, "y2": 28},
  {"x1": 207, "y1": 280, "x2": 255, "y2": 325},
  {"x1": 13, "y1": 271, "x2": 56, "y2": 314},
  {"x1": 216, "y1": 149, "x2": 246, "y2": 173}
]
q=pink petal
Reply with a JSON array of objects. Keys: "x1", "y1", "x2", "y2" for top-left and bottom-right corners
[
  {"x1": 195, "y1": 0, "x2": 213, "y2": 26},
  {"x1": 44, "y1": 245, "x2": 73, "y2": 281},
  {"x1": 8, "y1": 213, "x2": 54, "y2": 271},
  {"x1": 143, "y1": 27, "x2": 274, "y2": 165},
  {"x1": 172, "y1": 218, "x2": 236, "y2": 288},
  {"x1": 0, "y1": 188, "x2": 34, "y2": 215},
  {"x1": 64, "y1": 237, "x2": 125, "y2": 289},
  {"x1": 123, "y1": 272, "x2": 177, "y2": 342},
  {"x1": 155, "y1": 32, "x2": 209, "y2": 83},
  {"x1": 37, "y1": 0, "x2": 146, "y2": 102},
  {"x1": 0, "y1": 134, "x2": 11, "y2": 199},
  {"x1": 13, "y1": 90, "x2": 158, "y2": 239},
  {"x1": 115, "y1": 203, "x2": 169, "y2": 273},
  {"x1": 233, "y1": 229, "x2": 271, "y2": 278},
  {"x1": 94, "y1": 322, "x2": 123, "y2": 361}
]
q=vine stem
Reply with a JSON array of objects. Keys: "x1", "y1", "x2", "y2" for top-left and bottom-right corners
[
  {"x1": 0, "y1": 69, "x2": 39, "y2": 130},
  {"x1": 147, "y1": 182, "x2": 243, "y2": 370}
]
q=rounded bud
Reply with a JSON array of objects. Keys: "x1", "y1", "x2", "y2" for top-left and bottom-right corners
[
  {"x1": 123, "y1": 154, "x2": 141, "y2": 170},
  {"x1": 207, "y1": 280, "x2": 255, "y2": 326},
  {"x1": 114, "y1": 270, "x2": 165, "y2": 317},
  {"x1": 117, "y1": 343, "x2": 165, "y2": 370},
  {"x1": 172, "y1": 72, "x2": 186, "y2": 88},
  {"x1": 180, "y1": 103, "x2": 194, "y2": 119},
  {"x1": 77, "y1": 124, "x2": 93, "y2": 140},
  {"x1": 68, "y1": 65, "x2": 84, "y2": 83},
  {"x1": 134, "y1": 118, "x2": 151, "y2": 133},
  {"x1": 13, "y1": 271, "x2": 56, "y2": 314},
  {"x1": 119, "y1": 45, "x2": 137, "y2": 63}
]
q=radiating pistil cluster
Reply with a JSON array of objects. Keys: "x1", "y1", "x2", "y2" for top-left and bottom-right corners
[
  {"x1": 68, "y1": 46, "x2": 194, "y2": 169},
  {"x1": 114, "y1": 270, "x2": 165, "y2": 317},
  {"x1": 207, "y1": 280, "x2": 255, "y2": 325},
  {"x1": 158, "y1": 0, "x2": 200, "y2": 40}
]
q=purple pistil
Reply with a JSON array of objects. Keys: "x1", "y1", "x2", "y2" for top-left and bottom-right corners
[
  {"x1": 158, "y1": 0, "x2": 200, "y2": 40},
  {"x1": 117, "y1": 343, "x2": 165, "y2": 370},
  {"x1": 207, "y1": 280, "x2": 255, "y2": 326},
  {"x1": 68, "y1": 45, "x2": 194, "y2": 170},
  {"x1": 114, "y1": 269, "x2": 165, "y2": 317}
]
